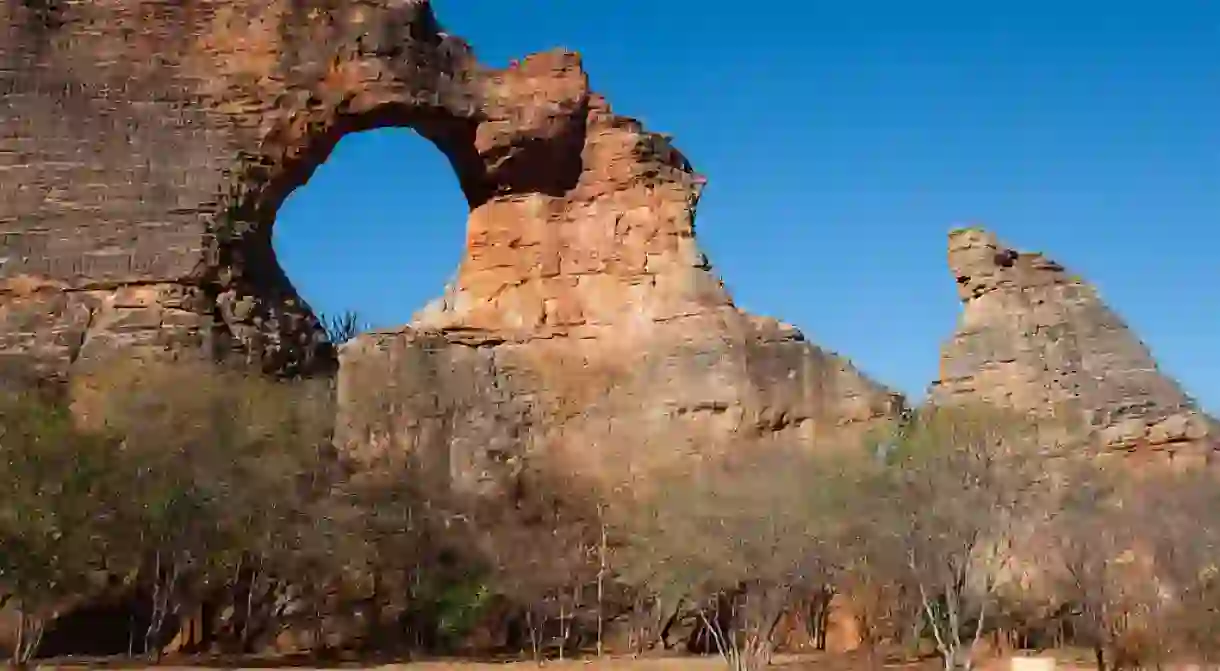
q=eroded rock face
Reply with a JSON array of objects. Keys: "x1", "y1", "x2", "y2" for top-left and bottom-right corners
[
  {"x1": 333, "y1": 46, "x2": 905, "y2": 488},
  {"x1": 0, "y1": 0, "x2": 904, "y2": 485},
  {"x1": 1, "y1": 0, "x2": 589, "y2": 376},
  {"x1": 930, "y1": 228, "x2": 1218, "y2": 461},
  {"x1": 339, "y1": 314, "x2": 904, "y2": 496}
]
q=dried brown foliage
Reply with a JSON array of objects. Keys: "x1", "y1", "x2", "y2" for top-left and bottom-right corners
[
  {"x1": 845, "y1": 404, "x2": 1050, "y2": 671},
  {"x1": 613, "y1": 446, "x2": 851, "y2": 671},
  {"x1": 1041, "y1": 460, "x2": 1220, "y2": 670},
  {"x1": 7, "y1": 354, "x2": 1220, "y2": 671},
  {"x1": 1039, "y1": 459, "x2": 1159, "y2": 671}
]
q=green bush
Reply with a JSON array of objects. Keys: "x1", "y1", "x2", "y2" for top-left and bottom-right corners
[{"x1": 0, "y1": 391, "x2": 128, "y2": 664}]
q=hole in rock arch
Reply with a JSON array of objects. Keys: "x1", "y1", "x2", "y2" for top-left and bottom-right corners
[{"x1": 272, "y1": 128, "x2": 468, "y2": 343}]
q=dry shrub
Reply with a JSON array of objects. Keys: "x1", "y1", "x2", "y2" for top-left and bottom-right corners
[
  {"x1": 845, "y1": 404, "x2": 1050, "y2": 671},
  {"x1": 1039, "y1": 459, "x2": 1161, "y2": 671},
  {"x1": 1035, "y1": 442, "x2": 1220, "y2": 670},
  {"x1": 613, "y1": 446, "x2": 851, "y2": 671},
  {"x1": 65, "y1": 358, "x2": 339, "y2": 657},
  {"x1": 0, "y1": 389, "x2": 128, "y2": 664},
  {"x1": 1130, "y1": 464, "x2": 1220, "y2": 666}
]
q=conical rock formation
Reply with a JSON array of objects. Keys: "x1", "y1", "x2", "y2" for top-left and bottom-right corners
[{"x1": 930, "y1": 227, "x2": 1217, "y2": 461}]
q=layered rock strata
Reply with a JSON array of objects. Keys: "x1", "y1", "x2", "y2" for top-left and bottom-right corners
[
  {"x1": 0, "y1": 0, "x2": 904, "y2": 490},
  {"x1": 3, "y1": 0, "x2": 1211, "y2": 489},
  {"x1": 930, "y1": 228, "x2": 1217, "y2": 463}
]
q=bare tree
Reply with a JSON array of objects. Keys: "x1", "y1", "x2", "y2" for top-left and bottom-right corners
[
  {"x1": 833, "y1": 534, "x2": 916, "y2": 661},
  {"x1": 1038, "y1": 459, "x2": 1162, "y2": 671},
  {"x1": 1136, "y1": 464, "x2": 1220, "y2": 666},
  {"x1": 619, "y1": 583, "x2": 684, "y2": 657},
  {"x1": 615, "y1": 447, "x2": 846, "y2": 671},
  {"x1": 855, "y1": 405, "x2": 1048, "y2": 671},
  {"x1": 466, "y1": 472, "x2": 599, "y2": 664}
]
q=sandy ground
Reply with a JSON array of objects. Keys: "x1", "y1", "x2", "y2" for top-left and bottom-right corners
[
  {"x1": 39, "y1": 660, "x2": 778, "y2": 671},
  {"x1": 34, "y1": 651, "x2": 947, "y2": 670},
  {"x1": 34, "y1": 652, "x2": 881, "y2": 670},
  {"x1": 33, "y1": 649, "x2": 1103, "y2": 671},
  {"x1": 368, "y1": 655, "x2": 835, "y2": 670}
]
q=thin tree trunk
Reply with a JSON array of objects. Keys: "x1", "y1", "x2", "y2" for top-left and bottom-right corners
[
  {"x1": 966, "y1": 596, "x2": 990, "y2": 671},
  {"x1": 127, "y1": 606, "x2": 137, "y2": 657},
  {"x1": 916, "y1": 576, "x2": 951, "y2": 663},
  {"x1": 945, "y1": 570, "x2": 964, "y2": 660},
  {"x1": 13, "y1": 607, "x2": 47, "y2": 666},
  {"x1": 818, "y1": 594, "x2": 833, "y2": 650},
  {"x1": 808, "y1": 587, "x2": 834, "y2": 651},
  {"x1": 14, "y1": 608, "x2": 25, "y2": 667},
  {"x1": 161, "y1": 563, "x2": 181, "y2": 660},
  {"x1": 309, "y1": 595, "x2": 319, "y2": 658},
  {"x1": 597, "y1": 507, "x2": 607, "y2": 658},
  {"x1": 243, "y1": 564, "x2": 260, "y2": 651},
  {"x1": 634, "y1": 597, "x2": 644, "y2": 658},
  {"x1": 145, "y1": 551, "x2": 163, "y2": 657},
  {"x1": 525, "y1": 609, "x2": 542, "y2": 665},
  {"x1": 659, "y1": 597, "x2": 685, "y2": 650},
  {"x1": 229, "y1": 552, "x2": 245, "y2": 634},
  {"x1": 558, "y1": 602, "x2": 567, "y2": 661},
  {"x1": 24, "y1": 618, "x2": 46, "y2": 665},
  {"x1": 696, "y1": 608, "x2": 732, "y2": 665}
]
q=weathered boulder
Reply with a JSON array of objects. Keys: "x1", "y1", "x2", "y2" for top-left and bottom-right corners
[{"x1": 930, "y1": 227, "x2": 1218, "y2": 462}]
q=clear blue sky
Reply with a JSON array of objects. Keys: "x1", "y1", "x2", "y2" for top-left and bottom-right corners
[{"x1": 273, "y1": 0, "x2": 1219, "y2": 412}]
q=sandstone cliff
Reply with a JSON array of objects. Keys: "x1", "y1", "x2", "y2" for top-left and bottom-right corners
[
  {"x1": 2, "y1": 0, "x2": 1213, "y2": 485},
  {"x1": 331, "y1": 46, "x2": 906, "y2": 489},
  {"x1": 930, "y1": 228, "x2": 1217, "y2": 462},
  {"x1": 0, "y1": 0, "x2": 904, "y2": 488},
  {"x1": 4, "y1": 1, "x2": 1218, "y2": 661}
]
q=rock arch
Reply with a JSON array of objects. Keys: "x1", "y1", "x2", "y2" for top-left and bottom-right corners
[
  {"x1": 0, "y1": 0, "x2": 724, "y2": 374},
  {"x1": 270, "y1": 126, "x2": 469, "y2": 330},
  {"x1": 0, "y1": 0, "x2": 904, "y2": 488},
  {"x1": 0, "y1": 0, "x2": 604, "y2": 374}
]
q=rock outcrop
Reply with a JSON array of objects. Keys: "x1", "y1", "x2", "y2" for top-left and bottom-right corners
[
  {"x1": 2, "y1": 0, "x2": 1217, "y2": 658},
  {"x1": 329, "y1": 44, "x2": 906, "y2": 489},
  {"x1": 3, "y1": 0, "x2": 1211, "y2": 490},
  {"x1": 1, "y1": 0, "x2": 479, "y2": 378},
  {"x1": 0, "y1": 0, "x2": 903, "y2": 489},
  {"x1": 930, "y1": 228, "x2": 1217, "y2": 462}
]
